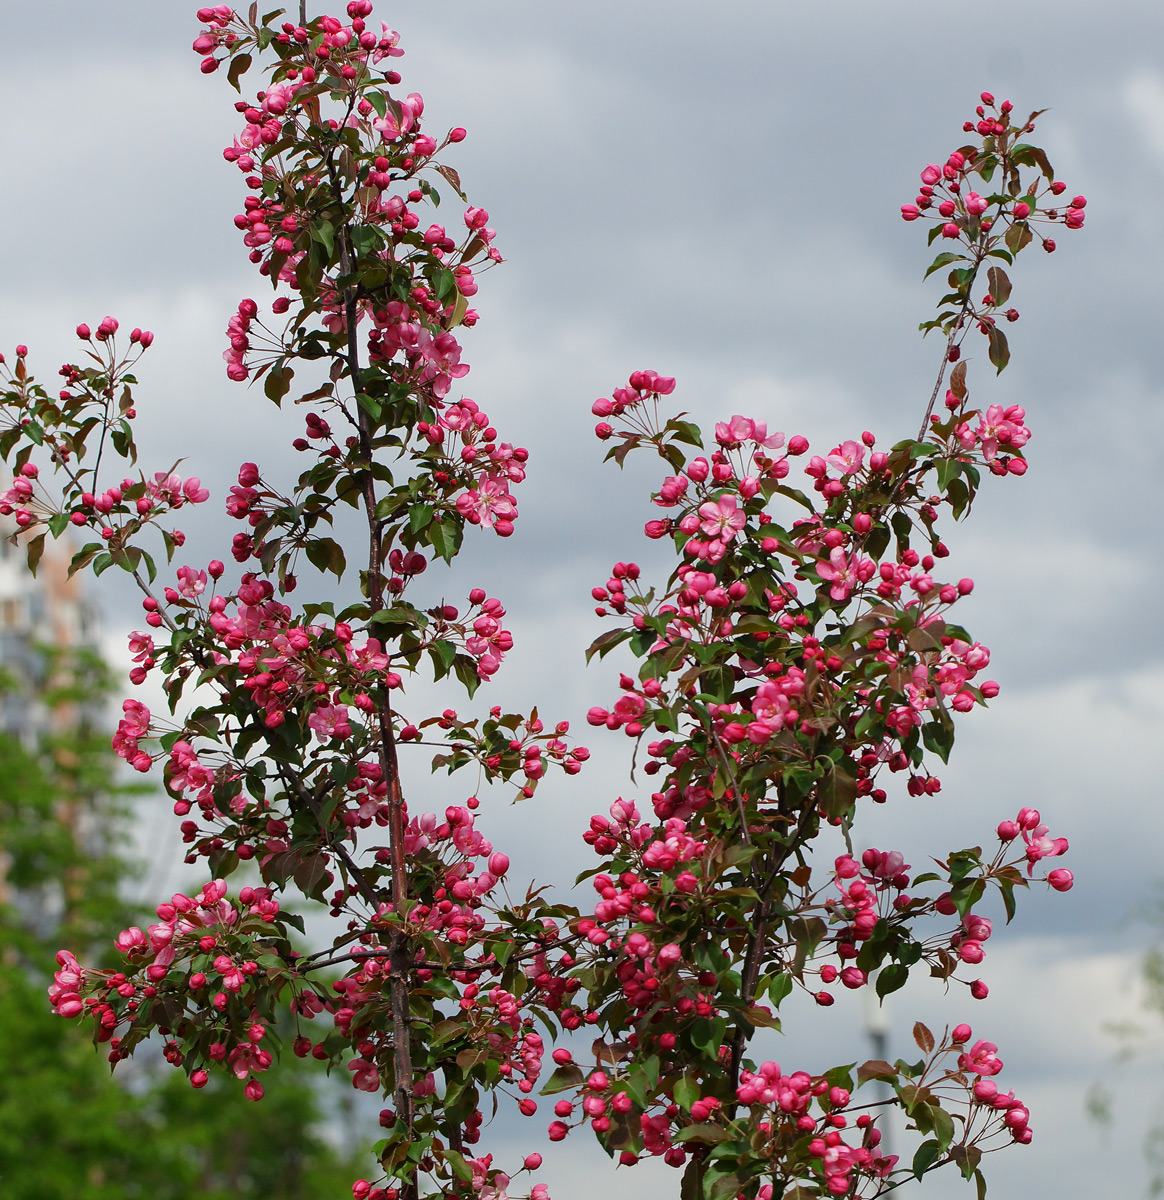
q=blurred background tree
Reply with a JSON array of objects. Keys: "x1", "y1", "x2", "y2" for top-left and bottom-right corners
[
  {"x1": 0, "y1": 545, "x2": 363, "y2": 1199},
  {"x1": 1087, "y1": 896, "x2": 1164, "y2": 1197}
]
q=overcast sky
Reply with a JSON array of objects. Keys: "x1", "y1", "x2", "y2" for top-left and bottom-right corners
[{"x1": 3, "y1": 1, "x2": 1164, "y2": 1196}]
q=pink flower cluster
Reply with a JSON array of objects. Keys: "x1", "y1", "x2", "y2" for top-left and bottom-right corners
[
  {"x1": 591, "y1": 369, "x2": 677, "y2": 428},
  {"x1": 900, "y1": 93, "x2": 1085, "y2": 255},
  {"x1": 48, "y1": 951, "x2": 86, "y2": 1019},
  {"x1": 998, "y1": 807, "x2": 1071, "y2": 884},
  {"x1": 737, "y1": 1065, "x2": 895, "y2": 1197},
  {"x1": 112, "y1": 699, "x2": 152, "y2": 773},
  {"x1": 956, "y1": 403, "x2": 1031, "y2": 473}
]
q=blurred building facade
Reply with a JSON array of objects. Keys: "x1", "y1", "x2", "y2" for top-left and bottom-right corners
[{"x1": 0, "y1": 526, "x2": 97, "y2": 743}]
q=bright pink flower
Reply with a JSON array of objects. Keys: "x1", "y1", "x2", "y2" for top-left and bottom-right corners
[
  {"x1": 958, "y1": 1039, "x2": 1003, "y2": 1076},
  {"x1": 309, "y1": 704, "x2": 353, "y2": 742},
  {"x1": 176, "y1": 565, "x2": 208, "y2": 598},
  {"x1": 698, "y1": 495, "x2": 746, "y2": 542},
  {"x1": 1022, "y1": 822, "x2": 1069, "y2": 874},
  {"x1": 825, "y1": 440, "x2": 865, "y2": 475},
  {"x1": 349, "y1": 1057, "x2": 381, "y2": 1091},
  {"x1": 183, "y1": 476, "x2": 210, "y2": 504},
  {"x1": 816, "y1": 547, "x2": 873, "y2": 601}
]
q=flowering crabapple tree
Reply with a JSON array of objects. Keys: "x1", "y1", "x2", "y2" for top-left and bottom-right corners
[{"x1": 0, "y1": 4, "x2": 1081, "y2": 1196}]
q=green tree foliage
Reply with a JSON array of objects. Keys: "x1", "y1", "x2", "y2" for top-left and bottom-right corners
[{"x1": 0, "y1": 645, "x2": 362, "y2": 1199}]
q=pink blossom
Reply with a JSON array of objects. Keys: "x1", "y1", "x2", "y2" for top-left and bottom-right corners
[
  {"x1": 308, "y1": 704, "x2": 353, "y2": 742},
  {"x1": 972, "y1": 404, "x2": 1030, "y2": 463},
  {"x1": 176, "y1": 565, "x2": 208, "y2": 598},
  {"x1": 183, "y1": 476, "x2": 210, "y2": 504},
  {"x1": 1021, "y1": 821, "x2": 1069, "y2": 875},
  {"x1": 456, "y1": 476, "x2": 518, "y2": 532},
  {"x1": 816, "y1": 547, "x2": 874, "y2": 601},
  {"x1": 825, "y1": 440, "x2": 865, "y2": 476},
  {"x1": 715, "y1": 414, "x2": 757, "y2": 447},
  {"x1": 698, "y1": 495, "x2": 746, "y2": 542},
  {"x1": 958, "y1": 1039, "x2": 1004, "y2": 1076},
  {"x1": 349, "y1": 1057, "x2": 381, "y2": 1091}
]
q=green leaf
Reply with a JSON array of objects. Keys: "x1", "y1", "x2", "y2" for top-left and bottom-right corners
[
  {"x1": 539, "y1": 1064, "x2": 583, "y2": 1095},
  {"x1": 67, "y1": 543, "x2": 103, "y2": 578},
  {"x1": 1000, "y1": 880, "x2": 1017, "y2": 923},
  {"x1": 304, "y1": 537, "x2": 346, "y2": 579},
  {"x1": 935, "y1": 456, "x2": 961, "y2": 492},
  {"x1": 987, "y1": 325, "x2": 1010, "y2": 373},
  {"x1": 921, "y1": 717, "x2": 954, "y2": 764},
  {"x1": 313, "y1": 220, "x2": 335, "y2": 257},
  {"x1": 227, "y1": 52, "x2": 253, "y2": 92},
  {"x1": 1004, "y1": 219, "x2": 1032, "y2": 255},
  {"x1": 408, "y1": 503, "x2": 433, "y2": 534},
  {"x1": 664, "y1": 418, "x2": 704, "y2": 448},
  {"x1": 912, "y1": 1138, "x2": 943, "y2": 1180},
  {"x1": 428, "y1": 517, "x2": 462, "y2": 564},
  {"x1": 950, "y1": 876, "x2": 986, "y2": 918},
  {"x1": 891, "y1": 510, "x2": 913, "y2": 550},
  {"x1": 932, "y1": 1103, "x2": 955, "y2": 1150},
  {"x1": 947, "y1": 476, "x2": 970, "y2": 520},
  {"x1": 673, "y1": 1075, "x2": 699, "y2": 1112},
  {"x1": 985, "y1": 264, "x2": 1012, "y2": 306},
  {"x1": 672, "y1": 1124, "x2": 731, "y2": 1145},
  {"x1": 585, "y1": 628, "x2": 633, "y2": 663},
  {"x1": 819, "y1": 762, "x2": 858, "y2": 820},
  {"x1": 765, "y1": 972, "x2": 793, "y2": 1007},
  {"x1": 857, "y1": 1059, "x2": 897, "y2": 1083},
  {"x1": 925, "y1": 252, "x2": 965, "y2": 279},
  {"x1": 443, "y1": 1150, "x2": 474, "y2": 1183},
  {"x1": 947, "y1": 848, "x2": 981, "y2": 882},
  {"x1": 680, "y1": 1159, "x2": 703, "y2": 1200},
  {"x1": 25, "y1": 532, "x2": 46, "y2": 577},
  {"x1": 1013, "y1": 141, "x2": 1055, "y2": 181},
  {"x1": 265, "y1": 364, "x2": 294, "y2": 404},
  {"x1": 875, "y1": 963, "x2": 908, "y2": 998}
]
